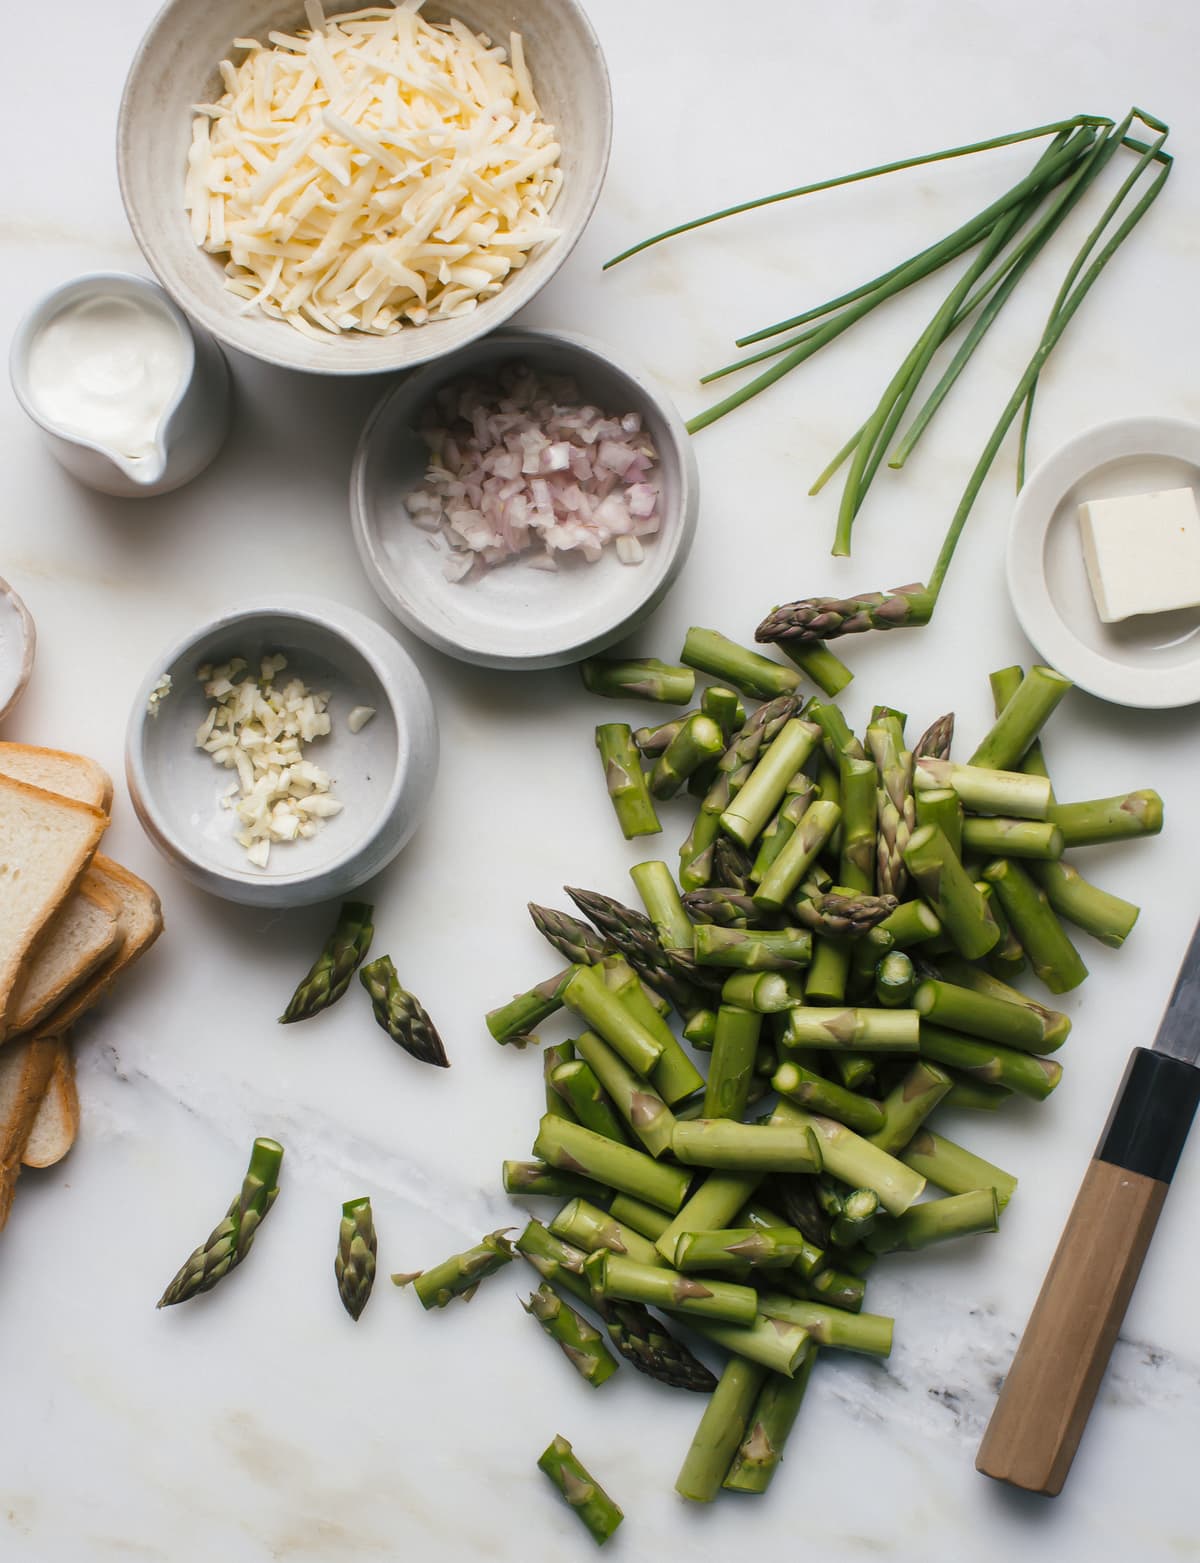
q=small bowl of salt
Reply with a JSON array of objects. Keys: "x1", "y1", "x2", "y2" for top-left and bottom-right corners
[{"x1": 349, "y1": 327, "x2": 700, "y2": 671}]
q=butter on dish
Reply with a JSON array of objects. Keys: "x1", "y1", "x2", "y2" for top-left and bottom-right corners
[{"x1": 1078, "y1": 485, "x2": 1200, "y2": 623}]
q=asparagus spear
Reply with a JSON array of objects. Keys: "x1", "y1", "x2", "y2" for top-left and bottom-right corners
[
  {"x1": 868, "y1": 1060, "x2": 953, "y2": 1154},
  {"x1": 773, "y1": 1102, "x2": 926, "y2": 1215},
  {"x1": 630, "y1": 861, "x2": 694, "y2": 952},
  {"x1": 157, "y1": 1137, "x2": 283, "y2": 1308},
  {"x1": 1047, "y1": 790, "x2": 1163, "y2": 846},
  {"x1": 970, "y1": 665, "x2": 1073, "y2": 770},
  {"x1": 914, "y1": 711, "x2": 955, "y2": 761},
  {"x1": 772, "y1": 1061, "x2": 886, "y2": 1135},
  {"x1": 927, "y1": 955, "x2": 1071, "y2": 1047},
  {"x1": 551, "y1": 1061, "x2": 628, "y2": 1143},
  {"x1": 712, "y1": 836, "x2": 757, "y2": 893},
  {"x1": 914, "y1": 756, "x2": 1052, "y2": 820},
  {"x1": 682, "y1": 888, "x2": 764, "y2": 928},
  {"x1": 962, "y1": 818, "x2": 1064, "y2": 859},
  {"x1": 942, "y1": 1075, "x2": 1012, "y2": 1111},
  {"x1": 655, "y1": 1171, "x2": 762, "y2": 1263},
  {"x1": 694, "y1": 926, "x2": 814, "y2": 971},
  {"x1": 830, "y1": 1188, "x2": 880, "y2": 1247},
  {"x1": 903, "y1": 823, "x2": 999, "y2": 960},
  {"x1": 523, "y1": 1285, "x2": 619, "y2": 1388},
  {"x1": 779, "y1": 1006, "x2": 919, "y2": 1052},
  {"x1": 560, "y1": 964, "x2": 664, "y2": 1077},
  {"x1": 397, "y1": 1229, "x2": 515, "y2": 1309},
  {"x1": 674, "y1": 1226, "x2": 813, "y2": 1272},
  {"x1": 534, "y1": 1115, "x2": 692, "y2": 1213},
  {"x1": 544, "y1": 1039, "x2": 578, "y2": 1120},
  {"x1": 650, "y1": 713, "x2": 726, "y2": 799},
  {"x1": 676, "y1": 1358, "x2": 769, "y2": 1503},
  {"x1": 867, "y1": 714, "x2": 915, "y2": 897},
  {"x1": 608, "y1": 1194, "x2": 672, "y2": 1241},
  {"x1": 335, "y1": 1196, "x2": 377, "y2": 1322},
  {"x1": 633, "y1": 714, "x2": 689, "y2": 756},
  {"x1": 703, "y1": 1004, "x2": 763, "y2": 1121},
  {"x1": 759, "y1": 1294, "x2": 894, "y2": 1356},
  {"x1": 279, "y1": 903, "x2": 373, "y2": 1023},
  {"x1": 538, "y1": 1435, "x2": 624, "y2": 1545},
  {"x1": 875, "y1": 949, "x2": 916, "y2": 1006},
  {"x1": 594, "y1": 723, "x2": 661, "y2": 839},
  {"x1": 866, "y1": 1188, "x2": 1000, "y2": 1253},
  {"x1": 753, "y1": 799, "x2": 843, "y2": 911},
  {"x1": 683, "y1": 1008, "x2": 718, "y2": 1048},
  {"x1": 581, "y1": 656, "x2": 696, "y2": 704},
  {"x1": 600, "y1": 957, "x2": 705, "y2": 1105},
  {"x1": 550, "y1": 1198, "x2": 665, "y2": 1269},
  {"x1": 750, "y1": 786, "x2": 818, "y2": 880},
  {"x1": 566, "y1": 888, "x2": 714, "y2": 1017},
  {"x1": 528, "y1": 904, "x2": 610, "y2": 967},
  {"x1": 792, "y1": 890, "x2": 899, "y2": 937},
  {"x1": 585, "y1": 1249, "x2": 760, "y2": 1326},
  {"x1": 917, "y1": 1022, "x2": 1062, "y2": 1101},
  {"x1": 719, "y1": 718, "x2": 821, "y2": 846},
  {"x1": 515, "y1": 1219, "x2": 592, "y2": 1304},
  {"x1": 503, "y1": 1160, "x2": 599, "y2": 1200},
  {"x1": 486, "y1": 967, "x2": 572, "y2": 1047},
  {"x1": 702, "y1": 684, "x2": 747, "y2": 738},
  {"x1": 739, "y1": 1199, "x2": 826, "y2": 1277},
  {"x1": 687, "y1": 1313, "x2": 812, "y2": 1376},
  {"x1": 838, "y1": 755, "x2": 879, "y2": 892},
  {"x1": 720, "y1": 972, "x2": 806, "y2": 1013},
  {"x1": 671, "y1": 1118, "x2": 823, "y2": 1174},
  {"x1": 360, "y1": 957, "x2": 450, "y2": 1067},
  {"x1": 756, "y1": 582, "x2": 935, "y2": 643},
  {"x1": 681, "y1": 627, "x2": 802, "y2": 700},
  {"x1": 914, "y1": 786, "x2": 964, "y2": 858},
  {"x1": 723, "y1": 1344, "x2": 817, "y2": 1494},
  {"x1": 778, "y1": 636, "x2": 855, "y2": 695},
  {"x1": 981, "y1": 858, "x2": 1088, "y2": 992},
  {"x1": 900, "y1": 1127, "x2": 1018, "y2": 1207},
  {"x1": 572, "y1": 1031, "x2": 676, "y2": 1157},
  {"x1": 913, "y1": 978, "x2": 1053, "y2": 1051}
]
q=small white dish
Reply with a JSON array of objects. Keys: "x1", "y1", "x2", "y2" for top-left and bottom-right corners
[
  {"x1": 1007, "y1": 415, "x2": 1200, "y2": 708},
  {"x1": 9, "y1": 273, "x2": 230, "y2": 499},
  {"x1": 350, "y1": 327, "x2": 700, "y2": 670},
  {"x1": 0, "y1": 576, "x2": 35, "y2": 725},
  {"x1": 126, "y1": 597, "x2": 438, "y2": 908}
]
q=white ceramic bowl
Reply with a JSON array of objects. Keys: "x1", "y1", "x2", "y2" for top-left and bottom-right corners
[
  {"x1": 349, "y1": 327, "x2": 701, "y2": 669},
  {"x1": 126, "y1": 597, "x2": 438, "y2": 907},
  {"x1": 0, "y1": 576, "x2": 35, "y2": 726},
  {"x1": 1007, "y1": 415, "x2": 1200, "y2": 708},
  {"x1": 117, "y1": 0, "x2": 611, "y2": 377}
]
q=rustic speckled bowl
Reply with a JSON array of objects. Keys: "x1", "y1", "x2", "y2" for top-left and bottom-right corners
[
  {"x1": 117, "y1": 0, "x2": 611, "y2": 376},
  {"x1": 126, "y1": 597, "x2": 438, "y2": 907}
]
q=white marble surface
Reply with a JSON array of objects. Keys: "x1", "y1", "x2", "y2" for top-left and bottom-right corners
[{"x1": 2, "y1": 3, "x2": 1199, "y2": 1559}]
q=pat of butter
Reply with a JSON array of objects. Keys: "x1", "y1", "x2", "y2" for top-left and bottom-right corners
[{"x1": 1078, "y1": 486, "x2": 1200, "y2": 623}]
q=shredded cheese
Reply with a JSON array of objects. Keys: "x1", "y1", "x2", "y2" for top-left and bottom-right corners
[
  {"x1": 186, "y1": 2, "x2": 562, "y2": 337},
  {"x1": 195, "y1": 655, "x2": 342, "y2": 869}
]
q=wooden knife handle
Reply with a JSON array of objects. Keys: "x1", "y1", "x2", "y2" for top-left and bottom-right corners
[{"x1": 976, "y1": 1048, "x2": 1200, "y2": 1497}]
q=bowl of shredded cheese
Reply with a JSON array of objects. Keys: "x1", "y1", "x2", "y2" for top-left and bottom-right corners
[
  {"x1": 126, "y1": 596, "x2": 438, "y2": 906},
  {"x1": 117, "y1": 0, "x2": 610, "y2": 373}
]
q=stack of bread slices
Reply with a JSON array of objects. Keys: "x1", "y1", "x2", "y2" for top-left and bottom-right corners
[{"x1": 0, "y1": 744, "x2": 162, "y2": 1231}]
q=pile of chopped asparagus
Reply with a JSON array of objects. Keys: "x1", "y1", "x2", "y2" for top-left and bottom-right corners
[{"x1": 476, "y1": 632, "x2": 1160, "y2": 1542}]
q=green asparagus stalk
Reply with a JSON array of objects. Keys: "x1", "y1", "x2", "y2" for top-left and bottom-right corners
[
  {"x1": 970, "y1": 665, "x2": 1073, "y2": 770},
  {"x1": 487, "y1": 967, "x2": 573, "y2": 1047},
  {"x1": 279, "y1": 902, "x2": 373, "y2": 1023},
  {"x1": 772, "y1": 1061, "x2": 886, "y2": 1135},
  {"x1": 550, "y1": 1197, "x2": 665, "y2": 1269},
  {"x1": 335, "y1": 1196, "x2": 377, "y2": 1322},
  {"x1": 633, "y1": 714, "x2": 689, "y2": 756},
  {"x1": 655, "y1": 1171, "x2": 762, "y2": 1263},
  {"x1": 837, "y1": 755, "x2": 879, "y2": 894},
  {"x1": 702, "y1": 1003, "x2": 763, "y2": 1122},
  {"x1": 914, "y1": 756, "x2": 1051, "y2": 820},
  {"x1": 928, "y1": 955, "x2": 1071, "y2": 1047},
  {"x1": 534, "y1": 1115, "x2": 692, "y2": 1213},
  {"x1": 759, "y1": 1293, "x2": 894, "y2": 1356},
  {"x1": 538, "y1": 1435, "x2": 624, "y2": 1545},
  {"x1": 1031, "y1": 859, "x2": 1140, "y2": 947},
  {"x1": 694, "y1": 926, "x2": 813, "y2": 972},
  {"x1": 875, "y1": 949, "x2": 916, "y2": 1006},
  {"x1": 783, "y1": 1263, "x2": 869, "y2": 1312},
  {"x1": 398, "y1": 1229, "x2": 515, "y2": 1309},
  {"x1": 830, "y1": 1188, "x2": 881, "y2": 1247},
  {"x1": 702, "y1": 684, "x2": 747, "y2": 737},
  {"x1": 573, "y1": 1031, "x2": 676, "y2": 1158},
  {"x1": 608, "y1": 1194, "x2": 672, "y2": 1241},
  {"x1": 677, "y1": 1358, "x2": 770, "y2": 1505},
  {"x1": 551, "y1": 1061, "x2": 628, "y2": 1143},
  {"x1": 600, "y1": 1298, "x2": 718, "y2": 1391},
  {"x1": 918, "y1": 1022, "x2": 1062, "y2": 1101},
  {"x1": 878, "y1": 898, "x2": 942, "y2": 947},
  {"x1": 561, "y1": 964, "x2": 664, "y2": 1076},
  {"x1": 1047, "y1": 790, "x2": 1164, "y2": 846},
  {"x1": 674, "y1": 1225, "x2": 813, "y2": 1272},
  {"x1": 567, "y1": 888, "x2": 715, "y2": 1017},
  {"x1": 718, "y1": 971, "x2": 803, "y2": 1013},
  {"x1": 913, "y1": 978, "x2": 1053, "y2": 1052},
  {"x1": 585, "y1": 1249, "x2": 759, "y2": 1326},
  {"x1": 581, "y1": 656, "x2": 696, "y2": 704},
  {"x1": 630, "y1": 861, "x2": 694, "y2": 952},
  {"x1": 524, "y1": 1285, "x2": 619, "y2": 1387},
  {"x1": 739, "y1": 1199, "x2": 825, "y2": 1277},
  {"x1": 750, "y1": 787, "x2": 818, "y2": 880},
  {"x1": 711, "y1": 835, "x2": 757, "y2": 893},
  {"x1": 594, "y1": 723, "x2": 661, "y2": 839},
  {"x1": 868, "y1": 1060, "x2": 953, "y2": 1154},
  {"x1": 515, "y1": 1219, "x2": 592, "y2": 1304},
  {"x1": 650, "y1": 712, "x2": 727, "y2": 799},
  {"x1": 360, "y1": 956, "x2": 449, "y2": 1067},
  {"x1": 719, "y1": 719, "x2": 822, "y2": 846},
  {"x1": 903, "y1": 823, "x2": 999, "y2": 960},
  {"x1": 943, "y1": 1075, "x2": 1012, "y2": 1111},
  {"x1": 914, "y1": 786, "x2": 964, "y2": 858},
  {"x1": 900, "y1": 1127, "x2": 1018, "y2": 1207},
  {"x1": 528, "y1": 904, "x2": 610, "y2": 967},
  {"x1": 792, "y1": 889, "x2": 899, "y2": 938},
  {"x1": 983, "y1": 889, "x2": 1028, "y2": 979},
  {"x1": 672, "y1": 1119, "x2": 823, "y2": 1174},
  {"x1": 777, "y1": 632, "x2": 855, "y2": 694},
  {"x1": 543, "y1": 1039, "x2": 577, "y2": 1120},
  {"x1": 867, "y1": 713, "x2": 915, "y2": 898},
  {"x1": 681, "y1": 627, "x2": 801, "y2": 700},
  {"x1": 599, "y1": 957, "x2": 705, "y2": 1106},
  {"x1": 687, "y1": 1314, "x2": 812, "y2": 1376},
  {"x1": 503, "y1": 1160, "x2": 599, "y2": 1200},
  {"x1": 962, "y1": 818, "x2": 1064, "y2": 860},
  {"x1": 753, "y1": 799, "x2": 843, "y2": 911},
  {"x1": 779, "y1": 1005, "x2": 919, "y2": 1052},
  {"x1": 982, "y1": 858, "x2": 1087, "y2": 992},
  {"x1": 683, "y1": 1008, "x2": 718, "y2": 1049},
  {"x1": 866, "y1": 1188, "x2": 1000, "y2": 1254},
  {"x1": 914, "y1": 712, "x2": 955, "y2": 761},
  {"x1": 156, "y1": 1138, "x2": 284, "y2": 1308},
  {"x1": 682, "y1": 888, "x2": 763, "y2": 929},
  {"x1": 774, "y1": 1104, "x2": 925, "y2": 1216},
  {"x1": 723, "y1": 1343, "x2": 817, "y2": 1493}
]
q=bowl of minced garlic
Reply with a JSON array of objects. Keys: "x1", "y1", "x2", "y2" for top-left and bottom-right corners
[{"x1": 118, "y1": 0, "x2": 612, "y2": 375}]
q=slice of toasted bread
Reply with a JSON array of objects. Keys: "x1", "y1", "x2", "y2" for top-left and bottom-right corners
[
  {"x1": 0, "y1": 776, "x2": 108, "y2": 1041},
  {"x1": 22, "y1": 1038, "x2": 79, "y2": 1169},
  {"x1": 0, "y1": 743, "x2": 113, "y2": 813},
  {"x1": 0, "y1": 1033, "x2": 59, "y2": 1232},
  {"x1": 6, "y1": 873, "x2": 122, "y2": 1037},
  {"x1": 36, "y1": 856, "x2": 163, "y2": 1036}
]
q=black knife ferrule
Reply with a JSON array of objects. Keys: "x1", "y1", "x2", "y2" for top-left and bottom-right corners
[{"x1": 1096, "y1": 1047, "x2": 1200, "y2": 1184}]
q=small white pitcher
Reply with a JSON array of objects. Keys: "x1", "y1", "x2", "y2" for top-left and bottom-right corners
[{"x1": 9, "y1": 272, "x2": 230, "y2": 499}]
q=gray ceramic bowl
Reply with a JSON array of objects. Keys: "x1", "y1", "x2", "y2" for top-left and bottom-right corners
[
  {"x1": 349, "y1": 328, "x2": 700, "y2": 669},
  {"x1": 117, "y1": 0, "x2": 611, "y2": 376},
  {"x1": 126, "y1": 597, "x2": 438, "y2": 907}
]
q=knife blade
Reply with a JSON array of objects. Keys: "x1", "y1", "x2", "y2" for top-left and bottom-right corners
[{"x1": 976, "y1": 920, "x2": 1200, "y2": 1497}]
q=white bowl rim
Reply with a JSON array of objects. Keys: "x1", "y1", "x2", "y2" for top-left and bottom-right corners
[
  {"x1": 348, "y1": 324, "x2": 701, "y2": 667},
  {"x1": 0, "y1": 575, "x2": 36, "y2": 726},
  {"x1": 1006, "y1": 412, "x2": 1200, "y2": 709},
  {"x1": 126, "y1": 596, "x2": 421, "y2": 888},
  {"x1": 115, "y1": 0, "x2": 613, "y2": 376}
]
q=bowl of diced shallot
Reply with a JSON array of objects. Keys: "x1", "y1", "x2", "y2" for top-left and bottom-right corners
[{"x1": 349, "y1": 328, "x2": 700, "y2": 669}]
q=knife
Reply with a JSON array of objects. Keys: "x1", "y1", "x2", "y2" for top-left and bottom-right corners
[{"x1": 975, "y1": 919, "x2": 1200, "y2": 1495}]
